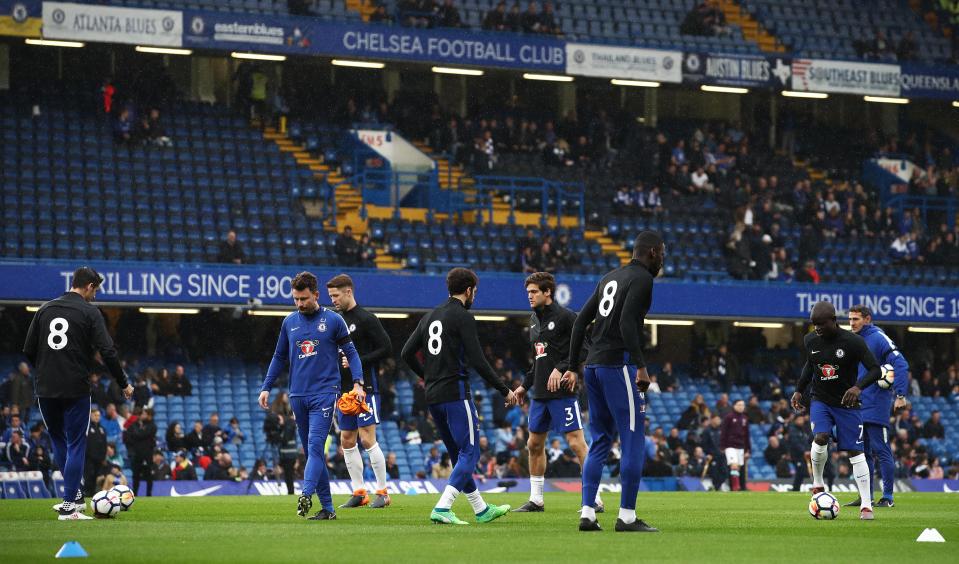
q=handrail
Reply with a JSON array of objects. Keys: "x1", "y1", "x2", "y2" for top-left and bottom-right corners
[
  {"x1": 465, "y1": 175, "x2": 586, "y2": 229},
  {"x1": 887, "y1": 194, "x2": 958, "y2": 230}
]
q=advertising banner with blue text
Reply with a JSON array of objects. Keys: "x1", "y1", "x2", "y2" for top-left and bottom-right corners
[
  {"x1": 682, "y1": 52, "x2": 792, "y2": 88},
  {"x1": 1, "y1": 261, "x2": 957, "y2": 324},
  {"x1": 565, "y1": 43, "x2": 681, "y2": 82},
  {"x1": 42, "y1": 1, "x2": 182, "y2": 46},
  {"x1": 899, "y1": 63, "x2": 959, "y2": 101},
  {"x1": 182, "y1": 11, "x2": 564, "y2": 71},
  {"x1": 790, "y1": 58, "x2": 899, "y2": 96}
]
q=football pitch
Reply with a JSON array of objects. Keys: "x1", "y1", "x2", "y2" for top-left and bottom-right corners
[{"x1": 0, "y1": 492, "x2": 955, "y2": 563}]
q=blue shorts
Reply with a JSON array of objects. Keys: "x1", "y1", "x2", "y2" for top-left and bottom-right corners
[
  {"x1": 528, "y1": 397, "x2": 583, "y2": 434},
  {"x1": 336, "y1": 393, "x2": 381, "y2": 431},
  {"x1": 810, "y1": 400, "x2": 864, "y2": 451}
]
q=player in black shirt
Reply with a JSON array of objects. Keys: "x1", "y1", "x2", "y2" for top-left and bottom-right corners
[
  {"x1": 513, "y1": 272, "x2": 603, "y2": 513},
  {"x1": 22, "y1": 267, "x2": 132, "y2": 520},
  {"x1": 401, "y1": 268, "x2": 516, "y2": 525},
  {"x1": 790, "y1": 301, "x2": 881, "y2": 520},
  {"x1": 564, "y1": 231, "x2": 663, "y2": 533},
  {"x1": 326, "y1": 274, "x2": 394, "y2": 509}
]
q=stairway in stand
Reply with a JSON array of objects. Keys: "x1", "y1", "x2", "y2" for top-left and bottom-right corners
[
  {"x1": 261, "y1": 127, "x2": 404, "y2": 270},
  {"x1": 717, "y1": 0, "x2": 786, "y2": 53}
]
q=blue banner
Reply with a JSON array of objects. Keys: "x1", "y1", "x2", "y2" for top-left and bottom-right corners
[
  {"x1": 682, "y1": 52, "x2": 792, "y2": 88},
  {"x1": 1, "y1": 260, "x2": 958, "y2": 324},
  {"x1": 899, "y1": 63, "x2": 959, "y2": 101},
  {"x1": 182, "y1": 11, "x2": 564, "y2": 71}
]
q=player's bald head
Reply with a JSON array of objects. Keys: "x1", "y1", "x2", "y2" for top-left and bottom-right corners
[
  {"x1": 810, "y1": 301, "x2": 836, "y2": 322},
  {"x1": 810, "y1": 301, "x2": 839, "y2": 338}
]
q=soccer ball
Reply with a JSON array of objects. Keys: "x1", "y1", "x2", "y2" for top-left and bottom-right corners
[
  {"x1": 92, "y1": 489, "x2": 122, "y2": 518},
  {"x1": 876, "y1": 364, "x2": 895, "y2": 390},
  {"x1": 808, "y1": 491, "x2": 840, "y2": 520},
  {"x1": 110, "y1": 484, "x2": 135, "y2": 511}
]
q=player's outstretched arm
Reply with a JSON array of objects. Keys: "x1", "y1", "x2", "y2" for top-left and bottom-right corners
[{"x1": 400, "y1": 319, "x2": 426, "y2": 378}]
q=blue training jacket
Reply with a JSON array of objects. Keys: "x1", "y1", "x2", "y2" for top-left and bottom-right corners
[
  {"x1": 857, "y1": 324, "x2": 909, "y2": 426},
  {"x1": 261, "y1": 306, "x2": 362, "y2": 397}
]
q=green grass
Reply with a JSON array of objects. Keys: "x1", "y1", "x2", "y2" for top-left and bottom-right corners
[{"x1": 0, "y1": 492, "x2": 956, "y2": 563}]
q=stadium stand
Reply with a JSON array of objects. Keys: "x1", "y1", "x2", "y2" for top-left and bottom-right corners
[
  {"x1": 0, "y1": 92, "x2": 341, "y2": 266},
  {"x1": 741, "y1": 0, "x2": 953, "y2": 62}
]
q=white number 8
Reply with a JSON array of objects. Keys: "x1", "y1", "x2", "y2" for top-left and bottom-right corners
[
  {"x1": 47, "y1": 317, "x2": 69, "y2": 350},
  {"x1": 598, "y1": 280, "x2": 618, "y2": 317},
  {"x1": 427, "y1": 320, "x2": 443, "y2": 355}
]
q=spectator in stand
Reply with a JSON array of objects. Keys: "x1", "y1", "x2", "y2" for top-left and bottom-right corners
[
  {"x1": 539, "y1": 2, "x2": 559, "y2": 34},
  {"x1": 171, "y1": 450, "x2": 197, "y2": 480},
  {"x1": 6, "y1": 362, "x2": 33, "y2": 419},
  {"x1": 1, "y1": 412, "x2": 25, "y2": 442},
  {"x1": 202, "y1": 412, "x2": 226, "y2": 446},
  {"x1": 204, "y1": 452, "x2": 236, "y2": 481},
  {"x1": 368, "y1": 2, "x2": 393, "y2": 23},
  {"x1": 923, "y1": 411, "x2": 945, "y2": 439},
  {"x1": 506, "y1": 2, "x2": 522, "y2": 31},
  {"x1": 101, "y1": 403, "x2": 122, "y2": 443},
  {"x1": 335, "y1": 226, "x2": 360, "y2": 267},
  {"x1": 795, "y1": 259, "x2": 820, "y2": 284},
  {"x1": 436, "y1": 0, "x2": 461, "y2": 27},
  {"x1": 113, "y1": 108, "x2": 135, "y2": 145},
  {"x1": 788, "y1": 414, "x2": 811, "y2": 491},
  {"x1": 84, "y1": 407, "x2": 108, "y2": 496},
  {"x1": 132, "y1": 375, "x2": 152, "y2": 408},
  {"x1": 186, "y1": 420, "x2": 209, "y2": 453},
  {"x1": 385, "y1": 452, "x2": 401, "y2": 479},
  {"x1": 152, "y1": 451, "x2": 172, "y2": 481},
  {"x1": 400, "y1": 0, "x2": 436, "y2": 28},
  {"x1": 358, "y1": 234, "x2": 377, "y2": 268},
  {"x1": 100, "y1": 78, "x2": 115, "y2": 115},
  {"x1": 677, "y1": 394, "x2": 710, "y2": 430},
  {"x1": 169, "y1": 365, "x2": 192, "y2": 397},
  {"x1": 27, "y1": 423, "x2": 52, "y2": 455},
  {"x1": 29, "y1": 443, "x2": 53, "y2": 489},
  {"x1": 432, "y1": 452, "x2": 453, "y2": 478},
  {"x1": 483, "y1": 1, "x2": 508, "y2": 30},
  {"x1": 745, "y1": 395, "x2": 765, "y2": 424},
  {"x1": 5, "y1": 430, "x2": 30, "y2": 471},
  {"x1": 521, "y1": 1, "x2": 542, "y2": 33},
  {"x1": 764, "y1": 435, "x2": 787, "y2": 467},
  {"x1": 548, "y1": 448, "x2": 581, "y2": 478},
  {"x1": 226, "y1": 417, "x2": 245, "y2": 446},
  {"x1": 165, "y1": 421, "x2": 186, "y2": 452},
  {"x1": 138, "y1": 108, "x2": 172, "y2": 147},
  {"x1": 217, "y1": 230, "x2": 245, "y2": 264},
  {"x1": 126, "y1": 408, "x2": 157, "y2": 496}
]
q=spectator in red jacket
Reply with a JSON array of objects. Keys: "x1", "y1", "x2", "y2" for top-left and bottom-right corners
[{"x1": 720, "y1": 399, "x2": 750, "y2": 491}]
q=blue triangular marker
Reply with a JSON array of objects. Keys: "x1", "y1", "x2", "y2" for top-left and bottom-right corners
[{"x1": 55, "y1": 541, "x2": 88, "y2": 558}]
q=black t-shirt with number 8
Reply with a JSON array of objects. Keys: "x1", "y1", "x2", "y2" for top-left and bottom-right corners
[
  {"x1": 401, "y1": 297, "x2": 510, "y2": 405},
  {"x1": 569, "y1": 260, "x2": 655, "y2": 369},
  {"x1": 22, "y1": 292, "x2": 129, "y2": 399}
]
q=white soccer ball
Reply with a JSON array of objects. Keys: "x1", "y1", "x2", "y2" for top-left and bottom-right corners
[
  {"x1": 808, "y1": 491, "x2": 840, "y2": 520},
  {"x1": 110, "y1": 484, "x2": 135, "y2": 511},
  {"x1": 92, "y1": 489, "x2": 122, "y2": 518},
  {"x1": 876, "y1": 364, "x2": 895, "y2": 390}
]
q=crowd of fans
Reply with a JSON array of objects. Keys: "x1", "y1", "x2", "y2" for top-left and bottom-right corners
[
  {"x1": 431, "y1": 103, "x2": 621, "y2": 172},
  {"x1": 852, "y1": 30, "x2": 919, "y2": 61}
]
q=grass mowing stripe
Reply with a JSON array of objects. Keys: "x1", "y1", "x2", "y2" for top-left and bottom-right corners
[{"x1": 0, "y1": 493, "x2": 955, "y2": 563}]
